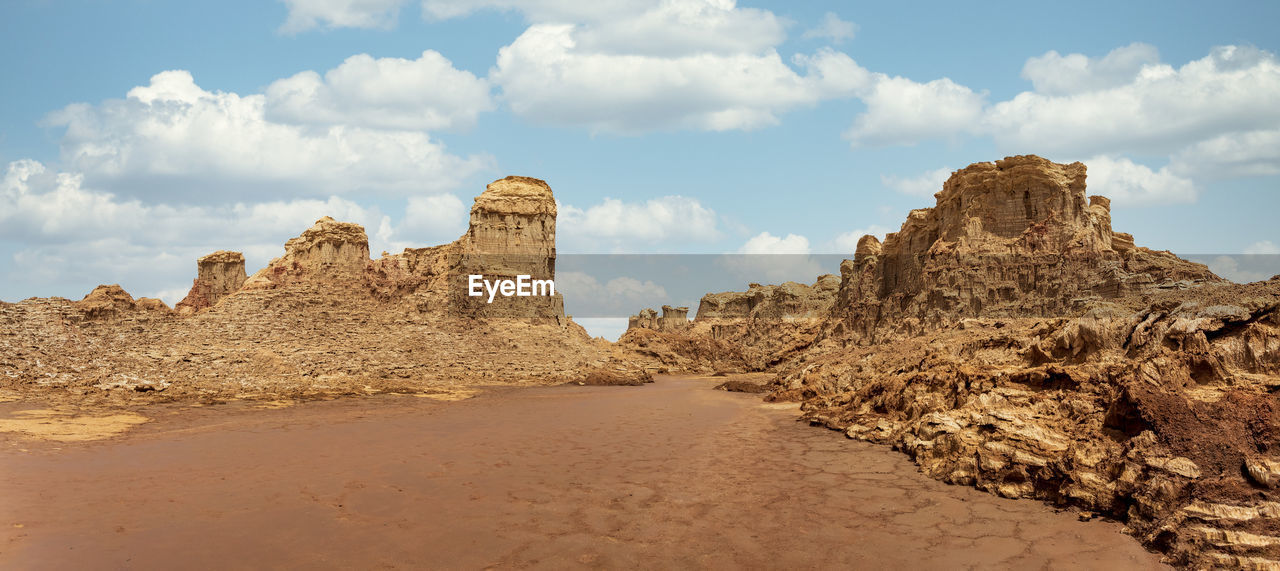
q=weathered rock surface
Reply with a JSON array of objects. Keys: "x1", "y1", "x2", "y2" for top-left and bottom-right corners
[
  {"x1": 617, "y1": 276, "x2": 840, "y2": 372},
  {"x1": 829, "y1": 155, "x2": 1219, "y2": 344},
  {"x1": 627, "y1": 305, "x2": 690, "y2": 332},
  {"x1": 758, "y1": 156, "x2": 1279, "y2": 568},
  {"x1": 0, "y1": 176, "x2": 643, "y2": 404},
  {"x1": 176, "y1": 251, "x2": 247, "y2": 314}
]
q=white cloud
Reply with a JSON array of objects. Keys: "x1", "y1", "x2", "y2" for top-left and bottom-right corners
[
  {"x1": 46, "y1": 70, "x2": 493, "y2": 201},
  {"x1": 476, "y1": 0, "x2": 876, "y2": 133},
  {"x1": 558, "y1": 195, "x2": 720, "y2": 250},
  {"x1": 1084, "y1": 155, "x2": 1196, "y2": 206},
  {"x1": 828, "y1": 225, "x2": 891, "y2": 254},
  {"x1": 723, "y1": 232, "x2": 824, "y2": 284},
  {"x1": 880, "y1": 166, "x2": 952, "y2": 198},
  {"x1": 738, "y1": 232, "x2": 810, "y2": 254},
  {"x1": 1169, "y1": 129, "x2": 1280, "y2": 179},
  {"x1": 279, "y1": 0, "x2": 407, "y2": 34},
  {"x1": 493, "y1": 24, "x2": 815, "y2": 132},
  {"x1": 398, "y1": 193, "x2": 467, "y2": 244},
  {"x1": 1245, "y1": 240, "x2": 1280, "y2": 255},
  {"x1": 421, "y1": 0, "x2": 639, "y2": 22},
  {"x1": 265, "y1": 50, "x2": 493, "y2": 131},
  {"x1": 0, "y1": 159, "x2": 474, "y2": 304},
  {"x1": 844, "y1": 76, "x2": 985, "y2": 147},
  {"x1": 555, "y1": 271, "x2": 671, "y2": 319},
  {"x1": 802, "y1": 12, "x2": 857, "y2": 44},
  {"x1": 987, "y1": 45, "x2": 1280, "y2": 156},
  {"x1": 1021, "y1": 43, "x2": 1160, "y2": 96},
  {"x1": 1207, "y1": 256, "x2": 1273, "y2": 284}
]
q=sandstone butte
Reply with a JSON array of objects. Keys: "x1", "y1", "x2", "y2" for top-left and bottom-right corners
[{"x1": 3, "y1": 156, "x2": 1280, "y2": 568}]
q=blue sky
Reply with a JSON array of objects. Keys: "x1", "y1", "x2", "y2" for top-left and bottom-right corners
[{"x1": 2, "y1": 0, "x2": 1278, "y2": 318}]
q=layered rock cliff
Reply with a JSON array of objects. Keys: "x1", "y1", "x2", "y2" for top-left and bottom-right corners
[
  {"x1": 0, "y1": 175, "x2": 638, "y2": 403},
  {"x1": 176, "y1": 251, "x2": 247, "y2": 314},
  {"x1": 830, "y1": 155, "x2": 1218, "y2": 343},
  {"x1": 764, "y1": 155, "x2": 1279, "y2": 568},
  {"x1": 617, "y1": 276, "x2": 840, "y2": 372}
]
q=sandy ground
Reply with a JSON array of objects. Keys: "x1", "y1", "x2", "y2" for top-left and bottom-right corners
[{"x1": 0, "y1": 375, "x2": 1165, "y2": 569}]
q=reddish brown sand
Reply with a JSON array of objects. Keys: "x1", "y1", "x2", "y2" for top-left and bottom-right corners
[{"x1": 1, "y1": 376, "x2": 1164, "y2": 569}]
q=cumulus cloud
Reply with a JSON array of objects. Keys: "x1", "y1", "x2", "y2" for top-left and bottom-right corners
[
  {"x1": 1084, "y1": 156, "x2": 1196, "y2": 206},
  {"x1": 555, "y1": 271, "x2": 671, "y2": 319},
  {"x1": 558, "y1": 195, "x2": 720, "y2": 251},
  {"x1": 0, "y1": 159, "x2": 470, "y2": 304},
  {"x1": 398, "y1": 193, "x2": 467, "y2": 243},
  {"x1": 844, "y1": 76, "x2": 985, "y2": 147},
  {"x1": 1245, "y1": 240, "x2": 1280, "y2": 255},
  {"x1": 1021, "y1": 42, "x2": 1160, "y2": 96},
  {"x1": 265, "y1": 51, "x2": 493, "y2": 131},
  {"x1": 987, "y1": 45, "x2": 1280, "y2": 157},
  {"x1": 279, "y1": 0, "x2": 407, "y2": 34},
  {"x1": 738, "y1": 231, "x2": 810, "y2": 254},
  {"x1": 1169, "y1": 129, "x2": 1280, "y2": 179},
  {"x1": 802, "y1": 12, "x2": 857, "y2": 44},
  {"x1": 421, "y1": 0, "x2": 639, "y2": 23},
  {"x1": 880, "y1": 166, "x2": 952, "y2": 198},
  {"x1": 493, "y1": 25, "x2": 805, "y2": 132},
  {"x1": 1206, "y1": 256, "x2": 1275, "y2": 284},
  {"x1": 472, "y1": 0, "x2": 877, "y2": 133},
  {"x1": 45, "y1": 70, "x2": 493, "y2": 202},
  {"x1": 721, "y1": 232, "x2": 825, "y2": 284}
]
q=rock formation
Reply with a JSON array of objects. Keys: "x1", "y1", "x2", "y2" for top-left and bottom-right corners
[
  {"x1": 627, "y1": 305, "x2": 690, "y2": 332},
  {"x1": 758, "y1": 155, "x2": 1278, "y2": 568},
  {"x1": 175, "y1": 251, "x2": 247, "y2": 314},
  {"x1": 78, "y1": 284, "x2": 170, "y2": 320},
  {"x1": 617, "y1": 276, "x2": 840, "y2": 372},
  {"x1": 0, "y1": 175, "x2": 642, "y2": 403},
  {"x1": 831, "y1": 155, "x2": 1218, "y2": 343}
]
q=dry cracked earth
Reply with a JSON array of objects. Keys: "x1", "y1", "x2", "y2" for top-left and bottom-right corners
[{"x1": 0, "y1": 375, "x2": 1161, "y2": 569}]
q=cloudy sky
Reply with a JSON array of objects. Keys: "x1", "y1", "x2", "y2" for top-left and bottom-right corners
[{"x1": 2, "y1": 0, "x2": 1278, "y2": 315}]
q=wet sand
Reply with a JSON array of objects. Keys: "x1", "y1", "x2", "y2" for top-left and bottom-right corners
[{"x1": 1, "y1": 376, "x2": 1164, "y2": 569}]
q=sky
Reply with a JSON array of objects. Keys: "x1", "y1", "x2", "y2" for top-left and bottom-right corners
[{"x1": 2, "y1": 0, "x2": 1278, "y2": 340}]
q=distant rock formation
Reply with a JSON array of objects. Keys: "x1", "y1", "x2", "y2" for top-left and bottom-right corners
[
  {"x1": 618, "y1": 276, "x2": 840, "y2": 372},
  {"x1": 627, "y1": 305, "x2": 690, "y2": 332},
  {"x1": 176, "y1": 251, "x2": 247, "y2": 314},
  {"x1": 78, "y1": 284, "x2": 170, "y2": 321},
  {"x1": 697, "y1": 277, "x2": 840, "y2": 322}
]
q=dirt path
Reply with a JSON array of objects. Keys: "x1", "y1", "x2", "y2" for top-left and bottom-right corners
[{"x1": 0, "y1": 376, "x2": 1164, "y2": 569}]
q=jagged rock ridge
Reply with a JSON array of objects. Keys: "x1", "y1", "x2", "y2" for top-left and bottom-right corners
[
  {"x1": 831, "y1": 155, "x2": 1218, "y2": 343},
  {"x1": 0, "y1": 175, "x2": 639, "y2": 403}
]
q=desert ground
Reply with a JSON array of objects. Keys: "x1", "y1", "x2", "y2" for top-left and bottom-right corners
[{"x1": 0, "y1": 375, "x2": 1162, "y2": 569}]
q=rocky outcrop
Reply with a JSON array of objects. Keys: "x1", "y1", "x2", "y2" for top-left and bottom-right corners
[
  {"x1": 766, "y1": 155, "x2": 1279, "y2": 568},
  {"x1": 242, "y1": 218, "x2": 370, "y2": 290},
  {"x1": 175, "y1": 251, "x2": 247, "y2": 314},
  {"x1": 627, "y1": 305, "x2": 690, "y2": 332},
  {"x1": 697, "y1": 277, "x2": 840, "y2": 322},
  {"x1": 77, "y1": 285, "x2": 170, "y2": 321},
  {"x1": 366, "y1": 176, "x2": 564, "y2": 320},
  {"x1": 0, "y1": 175, "x2": 644, "y2": 403},
  {"x1": 831, "y1": 155, "x2": 1219, "y2": 343},
  {"x1": 616, "y1": 276, "x2": 841, "y2": 373}
]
